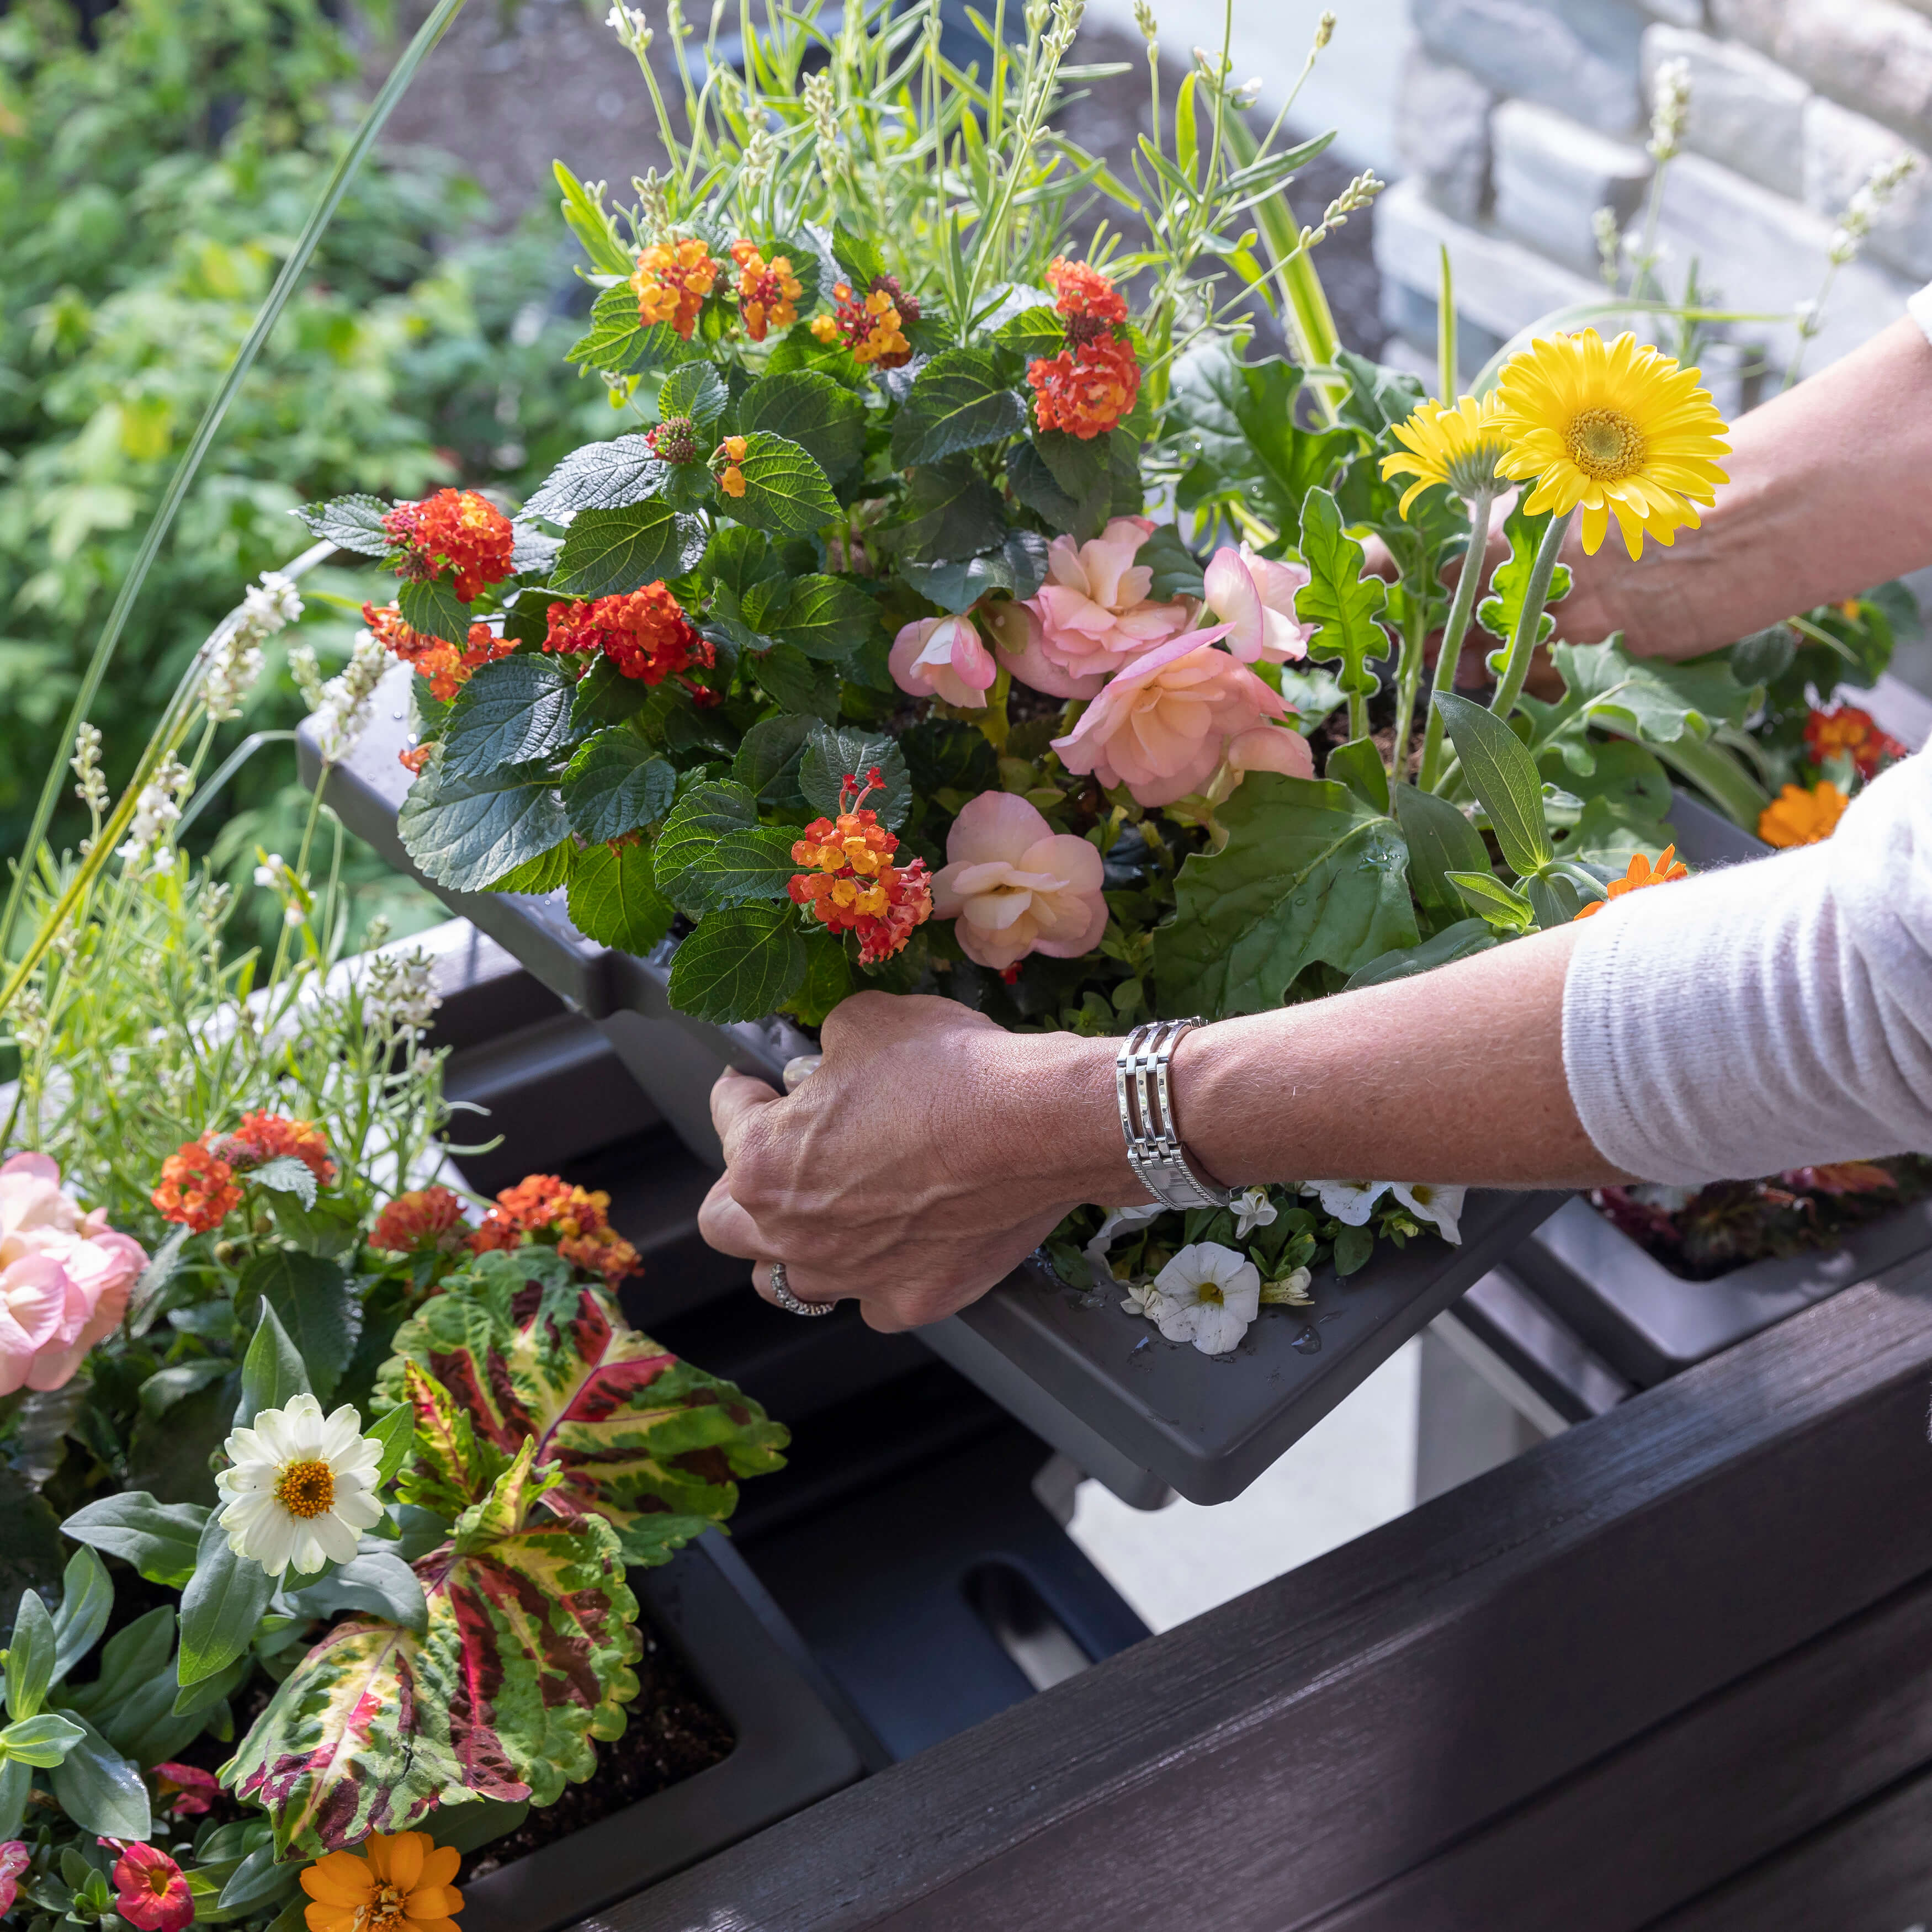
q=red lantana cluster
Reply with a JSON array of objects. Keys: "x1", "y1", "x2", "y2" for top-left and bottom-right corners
[
  {"x1": 151, "y1": 1142, "x2": 242, "y2": 1233},
  {"x1": 1804, "y1": 703, "x2": 1907, "y2": 781},
  {"x1": 544, "y1": 583, "x2": 714, "y2": 685},
  {"x1": 369, "y1": 1184, "x2": 471, "y2": 1257},
  {"x1": 646, "y1": 414, "x2": 701, "y2": 464},
  {"x1": 1026, "y1": 257, "x2": 1140, "y2": 440},
  {"x1": 364, "y1": 602, "x2": 516, "y2": 704},
  {"x1": 730, "y1": 240, "x2": 804, "y2": 341},
  {"x1": 216, "y1": 1112, "x2": 337, "y2": 1188},
  {"x1": 381, "y1": 489, "x2": 516, "y2": 602},
  {"x1": 787, "y1": 769, "x2": 933, "y2": 965},
  {"x1": 810, "y1": 277, "x2": 914, "y2": 367},
  {"x1": 631, "y1": 238, "x2": 721, "y2": 339},
  {"x1": 467, "y1": 1174, "x2": 642, "y2": 1286}
]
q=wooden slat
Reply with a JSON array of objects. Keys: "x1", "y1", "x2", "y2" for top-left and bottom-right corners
[
  {"x1": 1302, "y1": 1572, "x2": 1932, "y2": 1929},
  {"x1": 614, "y1": 1262, "x2": 1932, "y2": 1932}
]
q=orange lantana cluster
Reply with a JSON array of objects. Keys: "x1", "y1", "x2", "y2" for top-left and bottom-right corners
[
  {"x1": 1573, "y1": 844, "x2": 1689, "y2": 920},
  {"x1": 217, "y1": 1112, "x2": 338, "y2": 1187},
  {"x1": 364, "y1": 603, "x2": 516, "y2": 704},
  {"x1": 467, "y1": 1174, "x2": 642, "y2": 1287},
  {"x1": 151, "y1": 1142, "x2": 243, "y2": 1233},
  {"x1": 631, "y1": 239, "x2": 720, "y2": 339},
  {"x1": 811, "y1": 278, "x2": 912, "y2": 367},
  {"x1": 1804, "y1": 704, "x2": 1906, "y2": 782},
  {"x1": 787, "y1": 768, "x2": 933, "y2": 965},
  {"x1": 544, "y1": 583, "x2": 714, "y2": 684},
  {"x1": 369, "y1": 1185, "x2": 471, "y2": 1257},
  {"x1": 730, "y1": 240, "x2": 804, "y2": 341},
  {"x1": 381, "y1": 490, "x2": 516, "y2": 602},
  {"x1": 1026, "y1": 257, "x2": 1141, "y2": 440}
]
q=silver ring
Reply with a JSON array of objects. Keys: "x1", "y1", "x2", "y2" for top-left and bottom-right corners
[{"x1": 768, "y1": 1260, "x2": 836, "y2": 1317}]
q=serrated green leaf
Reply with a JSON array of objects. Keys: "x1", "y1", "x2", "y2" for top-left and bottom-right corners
[
  {"x1": 1549, "y1": 637, "x2": 1756, "y2": 747},
  {"x1": 398, "y1": 576, "x2": 471, "y2": 648},
  {"x1": 1152, "y1": 774, "x2": 1419, "y2": 1018},
  {"x1": 567, "y1": 840, "x2": 676, "y2": 953},
  {"x1": 890, "y1": 348, "x2": 1027, "y2": 466},
  {"x1": 736, "y1": 370, "x2": 867, "y2": 482},
  {"x1": 1476, "y1": 500, "x2": 1573, "y2": 652},
  {"x1": 398, "y1": 750, "x2": 571, "y2": 894},
  {"x1": 899, "y1": 458, "x2": 1007, "y2": 561},
  {"x1": 486, "y1": 841, "x2": 573, "y2": 895},
  {"x1": 1391, "y1": 782, "x2": 1490, "y2": 922},
  {"x1": 1436, "y1": 692, "x2": 1553, "y2": 877},
  {"x1": 725, "y1": 431, "x2": 839, "y2": 534},
  {"x1": 701, "y1": 525, "x2": 776, "y2": 596},
  {"x1": 654, "y1": 779, "x2": 757, "y2": 911},
  {"x1": 563, "y1": 731, "x2": 677, "y2": 842},
  {"x1": 732, "y1": 715, "x2": 815, "y2": 810},
  {"x1": 994, "y1": 304, "x2": 1065, "y2": 353},
  {"x1": 900, "y1": 530, "x2": 1050, "y2": 613},
  {"x1": 1134, "y1": 525, "x2": 1206, "y2": 601},
  {"x1": 60, "y1": 1495, "x2": 208, "y2": 1591},
  {"x1": 900, "y1": 718, "x2": 999, "y2": 795},
  {"x1": 1033, "y1": 427, "x2": 1110, "y2": 501},
  {"x1": 240, "y1": 1252, "x2": 359, "y2": 1406},
  {"x1": 1295, "y1": 487, "x2": 1389, "y2": 698},
  {"x1": 752, "y1": 642, "x2": 842, "y2": 720},
  {"x1": 1333, "y1": 349, "x2": 1428, "y2": 437},
  {"x1": 776, "y1": 574, "x2": 878, "y2": 660},
  {"x1": 799, "y1": 725, "x2": 911, "y2": 830},
  {"x1": 245, "y1": 1155, "x2": 316, "y2": 1209},
  {"x1": 667, "y1": 902, "x2": 807, "y2": 1021},
  {"x1": 566, "y1": 282, "x2": 675, "y2": 373},
  {"x1": 1005, "y1": 442, "x2": 1089, "y2": 533},
  {"x1": 293, "y1": 495, "x2": 391, "y2": 558},
  {"x1": 683, "y1": 826, "x2": 805, "y2": 909},
  {"x1": 553, "y1": 501, "x2": 708, "y2": 598},
  {"x1": 657, "y1": 363, "x2": 728, "y2": 431},
  {"x1": 442, "y1": 654, "x2": 578, "y2": 773},
  {"x1": 521, "y1": 436, "x2": 670, "y2": 523}
]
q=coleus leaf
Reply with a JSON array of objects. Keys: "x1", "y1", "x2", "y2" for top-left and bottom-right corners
[
  {"x1": 375, "y1": 1248, "x2": 787, "y2": 1554},
  {"x1": 226, "y1": 1441, "x2": 641, "y2": 1856}
]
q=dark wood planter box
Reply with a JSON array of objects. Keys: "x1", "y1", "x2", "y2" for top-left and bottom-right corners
[{"x1": 303, "y1": 675, "x2": 1562, "y2": 1505}]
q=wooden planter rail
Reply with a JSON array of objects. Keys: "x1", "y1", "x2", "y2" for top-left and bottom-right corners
[{"x1": 616, "y1": 1253, "x2": 1932, "y2": 1930}]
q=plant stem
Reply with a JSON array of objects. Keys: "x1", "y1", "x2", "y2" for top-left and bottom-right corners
[
  {"x1": 1387, "y1": 577, "x2": 1427, "y2": 784},
  {"x1": 0, "y1": 0, "x2": 470, "y2": 968},
  {"x1": 1487, "y1": 507, "x2": 1575, "y2": 721},
  {"x1": 1419, "y1": 482, "x2": 1494, "y2": 790}
]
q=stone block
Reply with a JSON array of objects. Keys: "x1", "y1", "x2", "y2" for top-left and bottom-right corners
[
  {"x1": 1642, "y1": 23, "x2": 1809, "y2": 199},
  {"x1": 1493, "y1": 100, "x2": 1651, "y2": 274},
  {"x1": 1373, "y1": 174, "x2": 1605, "y2": 353},
  {"x1": 1716, "y1": 0, "x2": 1932, "y2": 150},
  {"x1": 1803, "y1": 95, "x2": 1932, "y2": 284},
  {"x1": 1653, "y1": 150, "x2": 1915, "y2": 375},
  {"x1": 1395, "y1": 46, "x2": 1497, "y2": 223},
  {"x1": 1411, "y1": 0, "x2": 1647, "y2": 135}
]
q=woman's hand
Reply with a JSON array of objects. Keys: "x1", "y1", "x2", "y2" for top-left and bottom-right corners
[{"x1": 696, "y1": 991, "x2": 1134, "y2": 1330}]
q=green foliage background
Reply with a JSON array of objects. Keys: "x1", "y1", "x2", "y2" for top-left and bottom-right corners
[{"x1": 0, "y1": 0, "x2": 606, "y2": 936}]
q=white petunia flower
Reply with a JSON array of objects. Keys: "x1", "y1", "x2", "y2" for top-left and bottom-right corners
[
  {"x1": 216, "y1": 1393, "x2": 385, "y2": 1577},
  {"x1": 1232, "y1": 1186, "x2": 1277, "y2": 1239},
  {"x1": 1118, "y1": 1278, "x2": 1162, "y2": 1320},
  {"x1": 1302, "y1": 1179, "x2": 1389, "y2": 1226},
  {"x1": 1149, "y1": 1241, "x2": 1261, "y2": 1356},
  {"x1": 1083, "y1": 1201, "x2": 1166, "y2": 1287},
  {"x1": 1391, "y1": 1181, "x2": 1466, "y2": 1245}
]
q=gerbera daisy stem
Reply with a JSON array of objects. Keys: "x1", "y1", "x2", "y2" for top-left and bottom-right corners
[
  {"x1": 1419, "y1": 482, "x2": 1494, "y2": 791},
  {"x1": 1487, "y1": 507, "x2": 1575, "y2": 721}
]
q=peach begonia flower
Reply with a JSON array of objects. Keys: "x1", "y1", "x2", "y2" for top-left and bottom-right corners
[
  {"x1": 1022, "y1": 515, "x2": 1190, "y2": 687},
  {"x1": 985, "y1": 599, "x2": 1107, "y2": 701},
  {"x1": 1201, "y1": 543, "x2": 1313, "y2": 664},
  {"x1": 889, "y1": 614, "x2": 997, "y2": 709},
  {"x1": 931, "y1": 792, "x2": 1109, "y2": 971},
  {"x1": 1050, "y1": 629, "x2": 1299, "y2": 808},
  {"x1": 0, "y1": 1151, "x2": 146, "y2": 1396}
]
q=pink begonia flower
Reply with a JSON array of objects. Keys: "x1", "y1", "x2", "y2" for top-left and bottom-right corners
[
  {"x1": 0, "y1": 1152, "x2": 145, "y2": 1395},
  {"x1": 932, "y1": 792, "x2": 1109, "y2": 971},
  {"x1": 889, "y1": 614, "x2": 997, "y2": 709},
  {"x1": 1023, "y1": 516, "x2": 1190, "y2": 687},
  {"x1": 1227, "y1": 723, "x2": 1315, "y2": 779},
  {"x1": 1052, "y1": 628, "x2": 1303, "y2": 808},
  {"x1": 984, "y1": 599, "x2": 1107, "y2": 701},
  {"x1": 0, "y1": 1841, "x2": 29, "y2": 1917},
  {"x1": 1201, "y1": 543, "x2": 1314, "y2": 663}
]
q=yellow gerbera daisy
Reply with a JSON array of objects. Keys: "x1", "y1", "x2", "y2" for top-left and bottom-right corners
[
  {"x1": 1379, "y1": 393, "x2": 1511, "y2": 518},
  {"x1": 1491, "y1": 330, "x2": 1731, "y2": 559}
]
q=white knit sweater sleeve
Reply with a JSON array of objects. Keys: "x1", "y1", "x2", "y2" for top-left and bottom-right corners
[{"x1": 1561, "y1": 749, "x2": 1932, "y2": 1182}]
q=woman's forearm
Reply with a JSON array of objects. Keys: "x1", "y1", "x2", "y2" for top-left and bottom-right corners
[{"x1": 1554, "y1": 315, "x2": 1932, "y2": 658}]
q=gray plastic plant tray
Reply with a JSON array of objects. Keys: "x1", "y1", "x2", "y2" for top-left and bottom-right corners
[{"x1": 301, "y1": 670, "x2": 1565, "y2": 1505}]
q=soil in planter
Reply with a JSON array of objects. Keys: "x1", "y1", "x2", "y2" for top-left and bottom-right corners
[
  {"x1": 459, "y1": 1617, "x2": 735, "y2": 1882},
  {"x1": 1591, "y1": 1155, "x2": 1932, "y2": 1281}
]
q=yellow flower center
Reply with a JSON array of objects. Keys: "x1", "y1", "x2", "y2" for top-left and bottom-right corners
[
  {"x1": 274, "y1": 1457, "x2": 336, "y2": 1519},
  {"x1": 1565, "y1": 407, "x2": 1647, "y2": 480},
  {"x1": 356, "y1": 1882, "x2": 409, "y2": 1932},
  {"x1": 1192, "y1": 1280, "x2": 1224, "y2": 1305}
]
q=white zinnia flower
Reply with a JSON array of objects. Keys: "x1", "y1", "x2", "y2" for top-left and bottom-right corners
[
  {"x1": 1392, "y1": 1181, "x2": 1466, "y2": 1244},
  {"x1": 216, "y1": 1393, "x2": 384, "y2": 1576},
  {"x1": 1148, "y1": 1241, "x2": 1261, "y2": 1356},
  {"x1": 1302, "y1": 1179, "x2": 1389, "y2": 1226},
  {"x1": 1232, "y1": 1186, "x2": 1277, "y2": 1239}
]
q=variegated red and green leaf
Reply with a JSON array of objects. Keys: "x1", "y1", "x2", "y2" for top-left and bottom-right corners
[
  {"x1": 378, "y1": 1249, "x2": 787, "y2": 1561},
  {"x1": 227, "y1": 1443, "x2": 640, "y2": 1856}
]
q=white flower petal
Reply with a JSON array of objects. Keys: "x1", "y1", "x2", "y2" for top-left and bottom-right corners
[
  {"x1": 1302, "y1": 1180, "x2": 1388, "y2": 1226},
  {"x1": 318, "y1": 1405, "x2": 366, "y2": 1463},
  {"x1": 1392, "y1": 1182, "x2": 1465, "y2": 1244},
  {"x1": 310, "y1": 1512, "x2": 361, "y2": 1565},
  {"x1": 333, "y1": 1489, "x2": 385, "y2": 1531}
]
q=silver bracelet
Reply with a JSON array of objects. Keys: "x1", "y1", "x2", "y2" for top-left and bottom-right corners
[{"x1": 1115, "y1": 1018, "x2": 1236, "y2": 1212}]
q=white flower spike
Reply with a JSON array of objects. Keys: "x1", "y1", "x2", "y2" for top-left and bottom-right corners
[
  {"x1": 1392, "y1": 1182, "x2": 1466, "y2": 1245},
  {"x1": 216, "y1": 1393, "x2": 384, "y2": 1577},
  {"x1": 1149, "y1": 1241, "x2": 1261, "y2": 1356}
]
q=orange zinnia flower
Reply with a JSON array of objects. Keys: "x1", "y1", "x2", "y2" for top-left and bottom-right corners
[
  {"x1": 1758, "y1": 781, "x2": 1849, "y2": 848},
  {"x1": 1572, "y1": 843, "x2": 1690, "y2": 920},
  {"x1": 300, "y1": 1831, "x2": 462, "y2": 1932}
]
